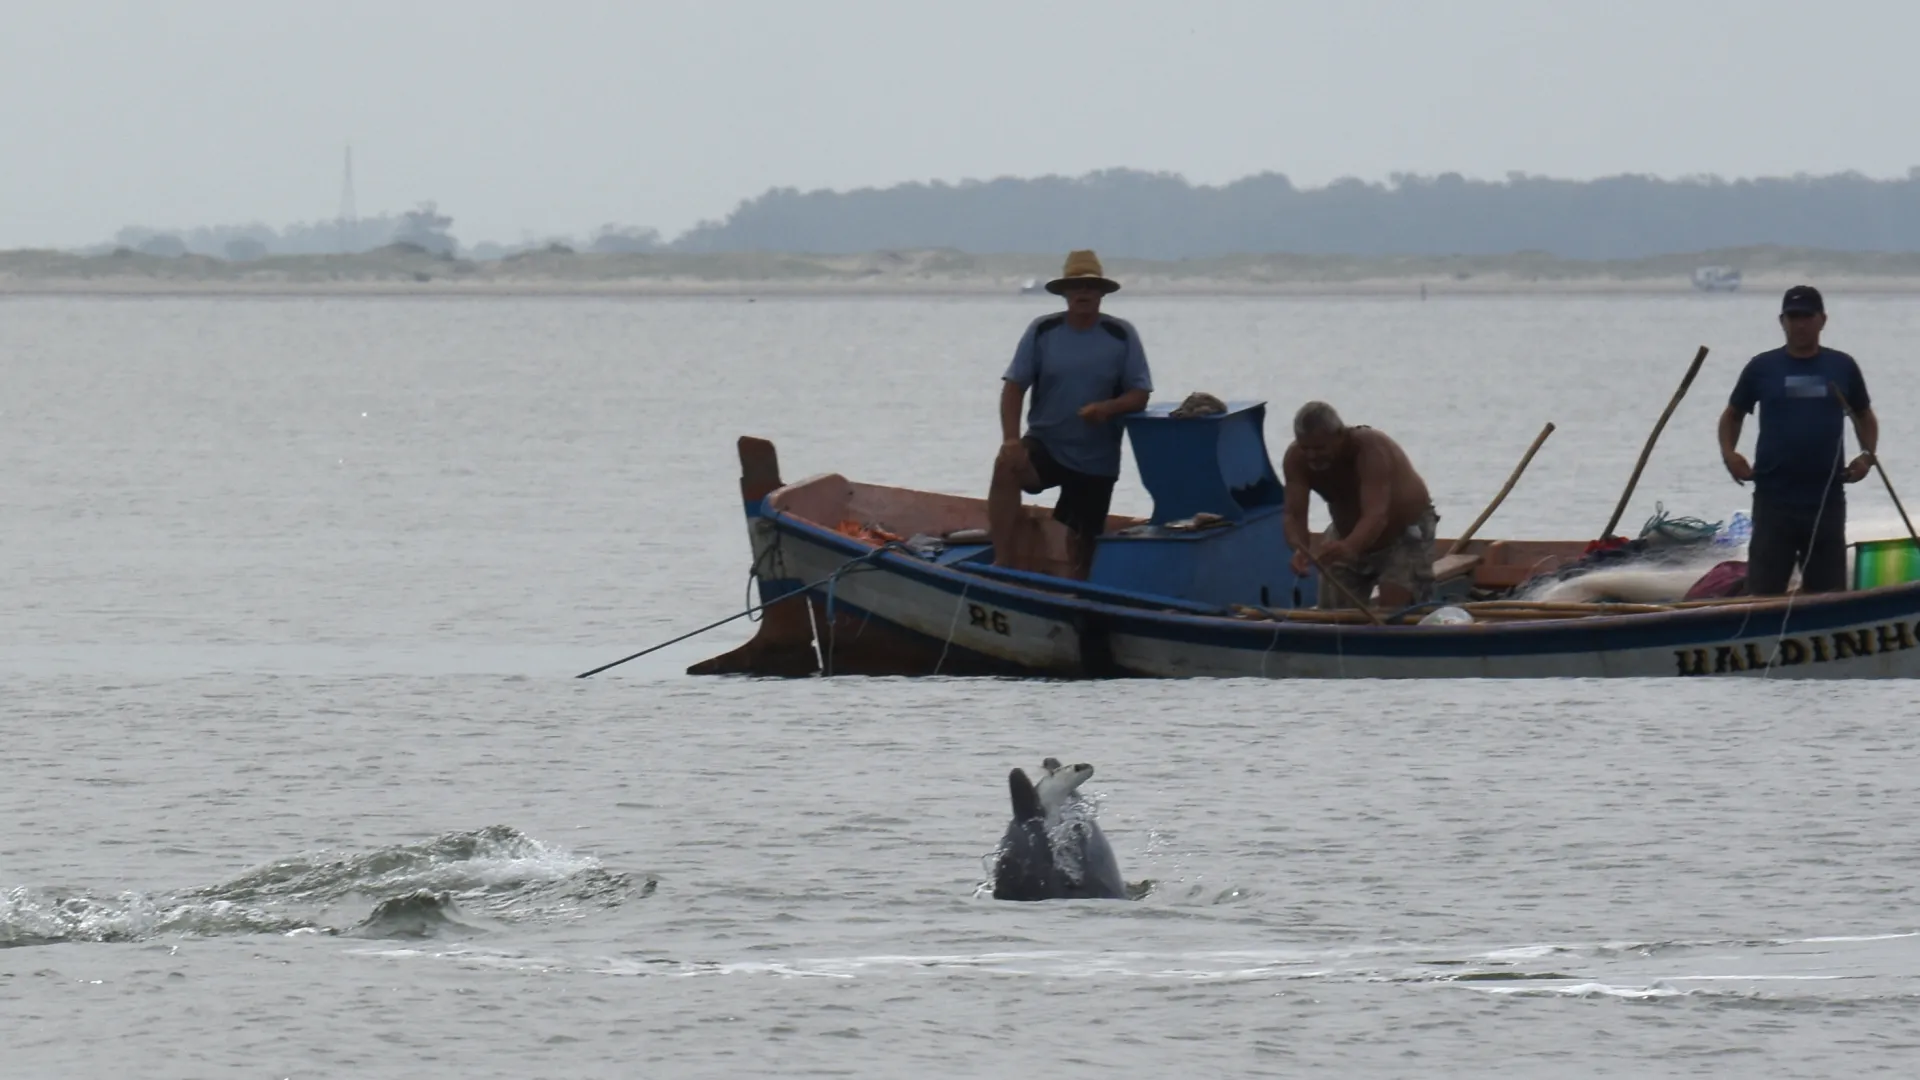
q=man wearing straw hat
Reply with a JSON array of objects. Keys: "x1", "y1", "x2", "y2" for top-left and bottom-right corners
[
  {"x1": 1718, "y1": 284, "x2": 1877, "y2": 595},
  {"x1": 990, "y1": 249, "x2": 1153, "y2": 578}
]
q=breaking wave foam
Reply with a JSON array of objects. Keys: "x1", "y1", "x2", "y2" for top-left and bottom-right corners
[{"x1": 1, "y1": 825, "x2": 650, "y2": 948}]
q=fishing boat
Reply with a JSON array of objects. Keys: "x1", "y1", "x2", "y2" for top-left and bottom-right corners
[
  {"x1": 689, "y1": 400, "x2": 1920, "y2": 679},
  {"x1": 1691, "y1": 265, "x2": 1743, "y2": 292}
]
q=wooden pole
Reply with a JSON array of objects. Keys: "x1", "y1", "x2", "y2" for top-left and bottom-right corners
[
  {"x1": 1601, "y1": 345, "x2": 1710, "y2": 540},
  {"x1": 1449, "y1": 421, "x2": 1556, "y2": 556},
  {"x1": 1299, "y1": 546, "x2": 1387, "y2": 625},
  {"x1": 1830, "y1": 382, "x2": 1920, "y2": 548}
]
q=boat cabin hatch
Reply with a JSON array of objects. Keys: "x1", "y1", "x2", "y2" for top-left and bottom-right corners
[{"x1": 1088, "y1": 400, "x2": 1317, "y2": 609}]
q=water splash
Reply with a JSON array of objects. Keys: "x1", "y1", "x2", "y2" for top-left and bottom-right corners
[
  {"x1": 1, "y1": 825, "x2": 650, "y2": 948},
  {"x1": 346, "y1": 890, "x2": 477, "y2": 940}
]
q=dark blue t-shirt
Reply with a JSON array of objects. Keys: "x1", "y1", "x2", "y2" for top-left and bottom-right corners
[{"x1": 1728, "y1": 346, "x2": 1869, "y2": 507}]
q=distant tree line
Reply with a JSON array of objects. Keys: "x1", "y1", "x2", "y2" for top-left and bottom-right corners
[
  {"x1": 105, "y1": 214, "x2": 406, "y2": 259},
  {"x1": 97, "y1": 207, "x2": 665, "y2": 261},
  {"x1": 90, "y1": 168, "x2": 1920, "y2": 261},
  {"x1": 670, "y1": 168, "x2": 1920, "y2": 259}
]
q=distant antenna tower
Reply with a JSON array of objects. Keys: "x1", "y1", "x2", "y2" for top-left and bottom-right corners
[{"x1": 337, "y1": 145, "x2": 358, "y2": 253}]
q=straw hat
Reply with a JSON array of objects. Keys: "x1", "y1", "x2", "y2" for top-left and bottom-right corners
[{"x1": 1045, "y1": 249, "x2": 1120, "y2": 295}]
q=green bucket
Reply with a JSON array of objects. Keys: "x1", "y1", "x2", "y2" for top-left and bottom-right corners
[{"x1": 1852, "y1": 538, "x2": 1920, "y2": 590}]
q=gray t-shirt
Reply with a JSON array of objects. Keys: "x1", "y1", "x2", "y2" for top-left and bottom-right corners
[{"x1": 1001, "y1": 313, "x2": 1153, "y2": 478}]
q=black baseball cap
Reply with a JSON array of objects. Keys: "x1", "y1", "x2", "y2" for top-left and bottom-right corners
[{"x1": 1781, "y1": 285, "x2": 1824, "y2": 315}]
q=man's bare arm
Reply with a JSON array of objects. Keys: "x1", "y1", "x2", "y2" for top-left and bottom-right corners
[
  {"x1": 1717, "y1": 405, "x2": 1745, "y2": 462},
  {"x1": 1855, "y1": 405, "x2": 1880, "y2": 455},
  {"x1": 1107, "y1": 387, "x2": 1151, "y2": 417},
  {"x1": 1082, "y1": 387, "x2": 1150, "y2": 424},
  {"x1": 1281, "y1": 445, "x2": 1313, "y2": 554},
  {"x1": 1000, "y1": 380, "x2": 1026, "y2": 444}
]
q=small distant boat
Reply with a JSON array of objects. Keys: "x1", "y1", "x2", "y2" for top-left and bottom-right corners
[
  {"x1": 1691, "y1": 266, "x2": 1742, "y2": 292},
  {"x1": 1019, "y1": 277, "x2": 1043, "y2": 295}
]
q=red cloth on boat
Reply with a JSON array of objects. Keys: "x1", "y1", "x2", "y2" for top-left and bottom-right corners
[
  {"x1": 835, "y1": 519, "x2": 904, "y2": 546},
  {"x1": 1683, "y1": 560, "x2": 1749, "y2": 601}
]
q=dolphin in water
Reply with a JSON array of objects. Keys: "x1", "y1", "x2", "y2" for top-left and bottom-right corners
[
  {"x1": 1035, "y1": 758, "x2": 1129, "y2": 900},
  {"x1": 990, "y1": 767, "x2": 1063, "y2": 901},
  {"x1": 990, "y1": 758, "x2": 1131, "y2": 902}
]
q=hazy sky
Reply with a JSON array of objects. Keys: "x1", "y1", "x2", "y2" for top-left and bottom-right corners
[{"x1": 5, "y1": 0, "x2": 1918, "y2": 248}]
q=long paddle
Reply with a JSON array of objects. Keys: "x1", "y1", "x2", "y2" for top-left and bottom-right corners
[
  {"x1": 1299, "y1": 546, "x2": 1387, "y2": 625},
  {"x1": 1601, "y1": 345, "x2": 1710, "y2": 540},
  {"x1": 1830, "y1": 383, "x2": 1920, "y2": 549},
  {"x1": 1449, "y1": 421, "x2": 1555, "y2": 556}
]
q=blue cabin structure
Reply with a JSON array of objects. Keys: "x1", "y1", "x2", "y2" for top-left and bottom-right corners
[{"x1": 1088, "y1": 400, "x2": 1317, "y2": 609}]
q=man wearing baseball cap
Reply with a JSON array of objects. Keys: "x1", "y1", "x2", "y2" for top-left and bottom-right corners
[{"x1": 1717, "y1": 284, "x2": 1878, "y2": 594}]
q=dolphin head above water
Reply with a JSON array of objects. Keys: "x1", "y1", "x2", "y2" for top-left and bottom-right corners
[
  {"x1": 990, "y1": 757, "x2": 1131, "y2": 903},
  {"x1": 1034, "y1": 759, "x2": 1095, "y2": 817}
]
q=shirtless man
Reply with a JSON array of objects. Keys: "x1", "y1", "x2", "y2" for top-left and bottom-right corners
[{"x1": 1281, "y1": 401, "x2": 1438, "y2": 609}]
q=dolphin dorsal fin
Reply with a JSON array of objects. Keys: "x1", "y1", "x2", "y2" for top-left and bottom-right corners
[{"x1": 1007, "y1": 768, "x2": 1044, "y2": 821}]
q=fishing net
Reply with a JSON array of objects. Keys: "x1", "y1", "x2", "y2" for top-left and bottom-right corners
[{"x1": 1639, "y1": 502, "x2": 1723, "y2": 546}]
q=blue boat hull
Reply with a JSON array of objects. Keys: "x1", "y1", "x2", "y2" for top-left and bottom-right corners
[
  {"x1": 766, "y1": 514, "x2": 1920, "y2": 679},
  {"x1": 687, "y1": 437, "x2": 1920, "y2": 679}
]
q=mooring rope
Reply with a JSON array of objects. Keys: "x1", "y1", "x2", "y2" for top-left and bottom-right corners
[{"x1": 575, "y1": 540, "x2": 907, "y2": 679}]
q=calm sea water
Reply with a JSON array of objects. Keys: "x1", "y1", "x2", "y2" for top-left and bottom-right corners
[{"x1": 5, "y1": 293, "x2": 1920, "y2": 1078}]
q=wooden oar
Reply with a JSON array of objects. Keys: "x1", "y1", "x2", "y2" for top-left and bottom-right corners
[
  {"x1": 1449, "y1": 421, "x2": 1556, "y2": 556},
  {"x1": 1298, "y1": 546, "x2": 1386, "y2": 625},
  {"x1": 1253, "y1": 592, "x2": 1782, "y2": 626},
  {"x1": 1601, "y1": 345, "x2": 1710, "y2": 540},
  {"x1": 1830, "y1": 382, "x2": 1920, "y2": 548}
]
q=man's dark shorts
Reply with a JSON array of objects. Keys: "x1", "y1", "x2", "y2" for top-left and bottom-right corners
[
  {"x1": 1747, "y1": 494, "x2": 1848, "y2": 595},
  {"x1": 1020, "y1": 435, "x2": 1115, "y2": 540}
]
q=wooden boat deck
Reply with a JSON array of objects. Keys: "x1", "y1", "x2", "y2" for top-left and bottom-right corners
[{"x1": 766, "y1": 472, "x2": 1763, "y2": 624}]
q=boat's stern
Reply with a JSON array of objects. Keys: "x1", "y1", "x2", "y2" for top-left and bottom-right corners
[{"x1": 685, "y1": 437, "x2": 822, "y2": 677}]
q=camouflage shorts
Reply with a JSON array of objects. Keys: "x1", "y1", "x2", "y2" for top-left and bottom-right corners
[{"x1": 1316, "y1": 506, "x2": 1439, "y2": 610}]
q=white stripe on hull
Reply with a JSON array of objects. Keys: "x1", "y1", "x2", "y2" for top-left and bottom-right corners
[
  {"x1": 1104, "y1": 630, "x2": 1917, "y2": 678},
  {"x1": 780, "y1": 532, "x2": 1083, "y2": 669},
  {"x1": 773, "y1": 527, "x2": 1920, "y2": 679}
]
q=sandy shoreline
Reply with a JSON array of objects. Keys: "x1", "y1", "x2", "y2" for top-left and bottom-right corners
[
  {"x1": 8, "y1": 277, "x2": 1920, "y2": 300},
  {"x1": 7, "y1": 246, "x2": 1920, "y2": 299}
]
